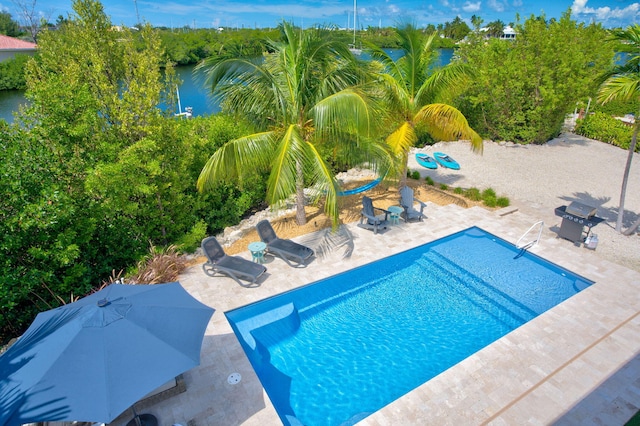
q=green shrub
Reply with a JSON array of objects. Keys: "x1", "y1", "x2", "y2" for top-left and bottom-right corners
[
  {"x1": 425, "y1": 176, "x2": 434, "y2": 186},
  {"x1": 453, "y1": 187, "x2": 464, "y2": 194},
  {"x1": 483, "y1": 196, "x2": 497, "y2": 207},
  {"x1": 411, "y1": 170, "x2": 421, "y2": 180},
  {"x1": 175, "y1": 220, "x2": 208, "y2": 253},
  {"x1": 465, "y1": 187, "x2": 482, "y2": 201},
  {"x1": 481, "y1": 188, "x2": 496, "y2": 199},
  {"x1": 575, "y1": 112, "x2": 635, "y2": 151},
  {"x1": 496, "y1": 197, "x2": 510, "y2": 207},
  {"x1": 439, "y1": 183, "x2": 449, "y2": 190}
]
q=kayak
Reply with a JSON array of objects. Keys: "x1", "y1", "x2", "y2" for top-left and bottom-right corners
[
  {"x1": 433, "y1": 152, "x2": 460, "y2": 170},
  {"x1": 415, "y1": 153, "x2": 438, "y2": 170}
]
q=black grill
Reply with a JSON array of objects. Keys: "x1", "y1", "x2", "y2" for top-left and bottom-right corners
[
  {"x1": 565, "y1": 201, "x2": 597, "y2": 219},
  {"x1": 555, "y1": 202, "x2": 604, "y2": 244}
]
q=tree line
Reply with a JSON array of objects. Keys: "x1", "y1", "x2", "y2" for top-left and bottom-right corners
[{"x1": 0, "y1": 0, "x2": 627, "y2": 345}]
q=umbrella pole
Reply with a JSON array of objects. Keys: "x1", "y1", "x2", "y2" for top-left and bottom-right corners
[{"x1": 132, "y1": 405, "x2": 143, "y2": 426}]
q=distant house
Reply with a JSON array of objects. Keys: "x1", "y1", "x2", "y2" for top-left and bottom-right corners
[
  {"x1": 0, "y1": 34, "x2": 37, "y2": 63},
  {"x1": 478, "y1": 25, "x2": 517, "y2": 40},
  {"x1": 500, "y1": 26, "x2": 516, "y2": 40}
]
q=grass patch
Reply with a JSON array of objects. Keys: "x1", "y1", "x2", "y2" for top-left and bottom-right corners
[{"x1": 465, "y1": 187, "x2": 482, "y2": 201}]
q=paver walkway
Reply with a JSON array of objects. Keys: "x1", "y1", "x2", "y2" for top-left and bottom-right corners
[{"x1": 111, "y1": 201, "x2": 640, "y2": 426}]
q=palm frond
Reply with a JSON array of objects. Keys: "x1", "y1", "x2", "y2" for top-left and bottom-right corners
[
  {"x1": 597, "y1": 75, "x2": 640, "y2": 104},
  {"x1": 312, "y1": 89, "x2": 371, "y2": 138},
  {"x1": 416, "y1": 62, "x2": 474, "y2": 106},
  {"x1": 415, "y1": 104, "x2": 483, "y2": 153},
  {"x1": 385, "y1": 121, "x2": 416, "y2": 156},
  {"x1": 303, "y1": 142, "x2": 341, "y2": 228},
  {"x1": 196, "y1": 131, "x2": 276, "y2": 192},
  {"x1": 266, "y1": 124, "x2": 306, "y2": 204}
]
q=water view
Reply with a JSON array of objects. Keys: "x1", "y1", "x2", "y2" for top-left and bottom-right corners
[{"x1": 0, "y1": 49, "x2": 454, "y2": 124}]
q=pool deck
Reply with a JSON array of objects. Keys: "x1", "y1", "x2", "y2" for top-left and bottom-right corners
[{"x1": 113, "y1": 201, "x2": 640, "y2": 426}]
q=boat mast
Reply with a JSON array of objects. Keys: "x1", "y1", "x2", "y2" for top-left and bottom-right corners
[{"x1": 353, "y1": 0, "x2": 357, "y2": 45}]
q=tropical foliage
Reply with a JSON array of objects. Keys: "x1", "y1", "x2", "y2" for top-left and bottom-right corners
[
  {"x1": 0, "y1": 54, "x2": 30, "y2": 90},
  {"x1": 0, "y1": 0, "x2": 265, "y2": 344},
  {"x1": 367, "y1": 24, "x2": 482, "y2": 186},
  {"x1": 596, "y1": 23, "x2": 640, "y2": 234},
  {"x1": 455, "y1": 11, "x2": 613, "y2": 144},
  {"x1": 197, "y1": 21, "x2": 389, "y2": 226},
  {"x1": 575, "y1": 112, "x2": 635, "y2": 150}
]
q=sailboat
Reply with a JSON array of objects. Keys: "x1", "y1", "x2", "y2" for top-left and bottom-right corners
[{"x1": 348, "y1": 0, "x2": 362, "y2": 55}]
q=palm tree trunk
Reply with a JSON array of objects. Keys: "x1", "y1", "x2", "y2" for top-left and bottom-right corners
[
  {"x1": 399, "y1": 151, "x2": 409, "y2": 189},
  {"x1": 615, "y1": 123, "x2": 639, "y2": 232},
  {"x1": 295, "y1": 160, "x2": 307, "y2": 225},
  {"x1": 623, "y1": 216, "x2": 640, "y2": 235}
]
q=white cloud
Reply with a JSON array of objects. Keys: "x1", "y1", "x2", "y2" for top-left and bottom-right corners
[
  {"x1": 571, "y1": 0, "x2": 588, "y2": 14},
  {"x1": 463, "y1": 1, "x2": 481, "y2": 13},
  {"x1": 571, "y1": 0, "x2": 640, "y2": 22},
  {"x1": 487, "y1": 0, "x2": 505, "y2": 13}
]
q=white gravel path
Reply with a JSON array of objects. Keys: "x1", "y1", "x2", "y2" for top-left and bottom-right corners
[{"x1": 410, "y1": 132, "x2": 640, "y2": 272}]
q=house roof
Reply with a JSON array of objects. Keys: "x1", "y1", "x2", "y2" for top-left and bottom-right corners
[{"x1": 0, "y1": 34, "x2": 37, "y2": 50}]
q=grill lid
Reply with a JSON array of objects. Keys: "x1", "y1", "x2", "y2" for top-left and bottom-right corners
[{"x1": 566, "y1": 201, "x2": 596, "y2": 218}]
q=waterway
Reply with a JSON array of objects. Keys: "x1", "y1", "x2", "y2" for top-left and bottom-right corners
[{"x1": 0, "y1": 49, "x2": 454, "y2": 124}]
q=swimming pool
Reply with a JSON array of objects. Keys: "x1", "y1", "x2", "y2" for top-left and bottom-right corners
[{"x1": 225, "y1": 227, "x2": 593, "y2": 426}]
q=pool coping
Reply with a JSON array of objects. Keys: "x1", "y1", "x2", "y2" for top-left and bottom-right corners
[{"x1": 128, "y1": 202, "x2": 640, "y2": 426}]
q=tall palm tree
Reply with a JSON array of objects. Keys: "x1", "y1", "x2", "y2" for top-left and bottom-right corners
[
  {"x1": 368, "y1": 24, "x2": 483, "y2": 186},
  {"x1": 196, "y1": 22, "x2": 387, "y2": 227},
  {"x1": 597, "y1": 24, "x2": 640, "y2": 234}
]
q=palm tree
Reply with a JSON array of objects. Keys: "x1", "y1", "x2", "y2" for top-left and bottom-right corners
[
  {"x1": 367, "y1": 24, "x2": 483, "y2": 187},
  {"x1": 196, "y1": 22, "x2": 387, "y2": 227},
  {"x1": 597, "y1": 24, "x2": 640, "y2": 234}
]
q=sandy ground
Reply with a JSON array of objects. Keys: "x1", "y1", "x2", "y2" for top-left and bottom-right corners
[
  {"x1": 222, "y1": 131, "x2": 640, "y2": 272},
  {"x1": 412, "y1": 132, "x2": 640, "y2": 271}
]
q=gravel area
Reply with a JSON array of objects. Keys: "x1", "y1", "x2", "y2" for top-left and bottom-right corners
[{"x1": 411, "y1": 132, "x2": 640, "y2": 272}]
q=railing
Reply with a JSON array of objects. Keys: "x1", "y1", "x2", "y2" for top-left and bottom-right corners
[{"x1": 516, "y1": 221, "x2": 544, "y2": 250}]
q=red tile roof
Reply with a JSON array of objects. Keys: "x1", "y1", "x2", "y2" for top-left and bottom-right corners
[{"x1": 0, "y1": 34, "x2": 37, "y2": 50}]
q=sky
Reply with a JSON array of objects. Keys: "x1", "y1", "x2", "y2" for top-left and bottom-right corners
[{"x1": 1, "y1": 0, "x2": 638, "y2": 30}]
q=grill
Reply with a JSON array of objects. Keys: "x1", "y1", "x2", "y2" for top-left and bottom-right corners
[
  {"x1": 554, "y1": 201, "x2": 604, "y2": 244},
  {"x1": 565, "y1": 202, "x2": 597, "y2": 218}
]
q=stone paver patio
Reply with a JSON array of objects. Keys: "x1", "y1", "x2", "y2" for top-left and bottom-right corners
[{"x1": 111, "y1": 201, "x2": 640, "y2": 426}]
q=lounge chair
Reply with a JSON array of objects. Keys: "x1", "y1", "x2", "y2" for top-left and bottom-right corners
[
  {"x1": 400, "y1": 186, "x2": 427, "y2": 222},
  {"x1": 201, "y1": 236, "x2": 267, "y2": 287},
  {"x1": 256, "y1": 220, "x2": 314, "y2": 267},
  {"x1": 358, "y1": 195, "x2": 389, "y2": 234}
]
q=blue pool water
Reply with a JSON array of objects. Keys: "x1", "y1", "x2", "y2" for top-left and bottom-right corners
[{"x1": 225, "y1": 227, "x2": 593, "y2": 426}]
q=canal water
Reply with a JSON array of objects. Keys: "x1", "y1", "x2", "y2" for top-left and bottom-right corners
[{"x1": 0, "y1": 49, "x2": 454, "y2": 124}]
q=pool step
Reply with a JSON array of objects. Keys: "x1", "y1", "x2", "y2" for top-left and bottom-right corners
[
  {"x1": 416, "y1": 251, "x2": 535, "y2": 328},
  {"x1": 233, "y1": 303, "x2": 300, "y2": 350}
]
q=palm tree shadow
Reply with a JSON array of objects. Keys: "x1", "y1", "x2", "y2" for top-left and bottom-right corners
[
  {"x1": 559, "y1": 191, "x2": 639, "y2": 229},
  {"x1": 296, "y1": 225, "x2": 355, "y2": 261}
]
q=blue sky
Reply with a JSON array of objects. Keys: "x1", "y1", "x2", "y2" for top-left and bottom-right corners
[{"x1": 2, "y1": 0, "x2": 638, "y2": 30}]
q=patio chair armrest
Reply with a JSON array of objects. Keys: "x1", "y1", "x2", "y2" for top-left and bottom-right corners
[
  {"x1": 362, "y1": 211, "x2": 380, "y2": 223},
  {"x1": 374, "y1": 207, "x2": 390, "y2": 219}
]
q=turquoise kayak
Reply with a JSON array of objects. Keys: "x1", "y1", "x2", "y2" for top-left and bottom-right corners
[
  {"x1": 415, "y1": 153, "x2": 438, "y2": 170},
  {"x1": 433, "y1": 152, "x2": 460, "y2": 170}
]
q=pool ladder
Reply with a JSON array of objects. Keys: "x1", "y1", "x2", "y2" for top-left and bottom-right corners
[{"x1": 516, "y1": 220, "x2": 544, "y2": 250}]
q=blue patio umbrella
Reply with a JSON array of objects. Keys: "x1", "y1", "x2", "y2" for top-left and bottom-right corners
[{"x1": 0, "y1": 282, "x2": 214, "y2": 425}]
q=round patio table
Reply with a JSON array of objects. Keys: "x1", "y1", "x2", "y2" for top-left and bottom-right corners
[
  {"x1": 248, "y1": 241, "x2": 267, "y2": 263},
  {"x1": 387, "y1": 206, "x2": 403, "y2": 225}
]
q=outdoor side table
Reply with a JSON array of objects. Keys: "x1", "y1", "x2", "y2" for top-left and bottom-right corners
[
  {"x1": 387, "y1": 206, "x2": 403, "y2": 225},
  {"x1": 248, "y1": 241, "x2": 267, "y2": 263}
]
